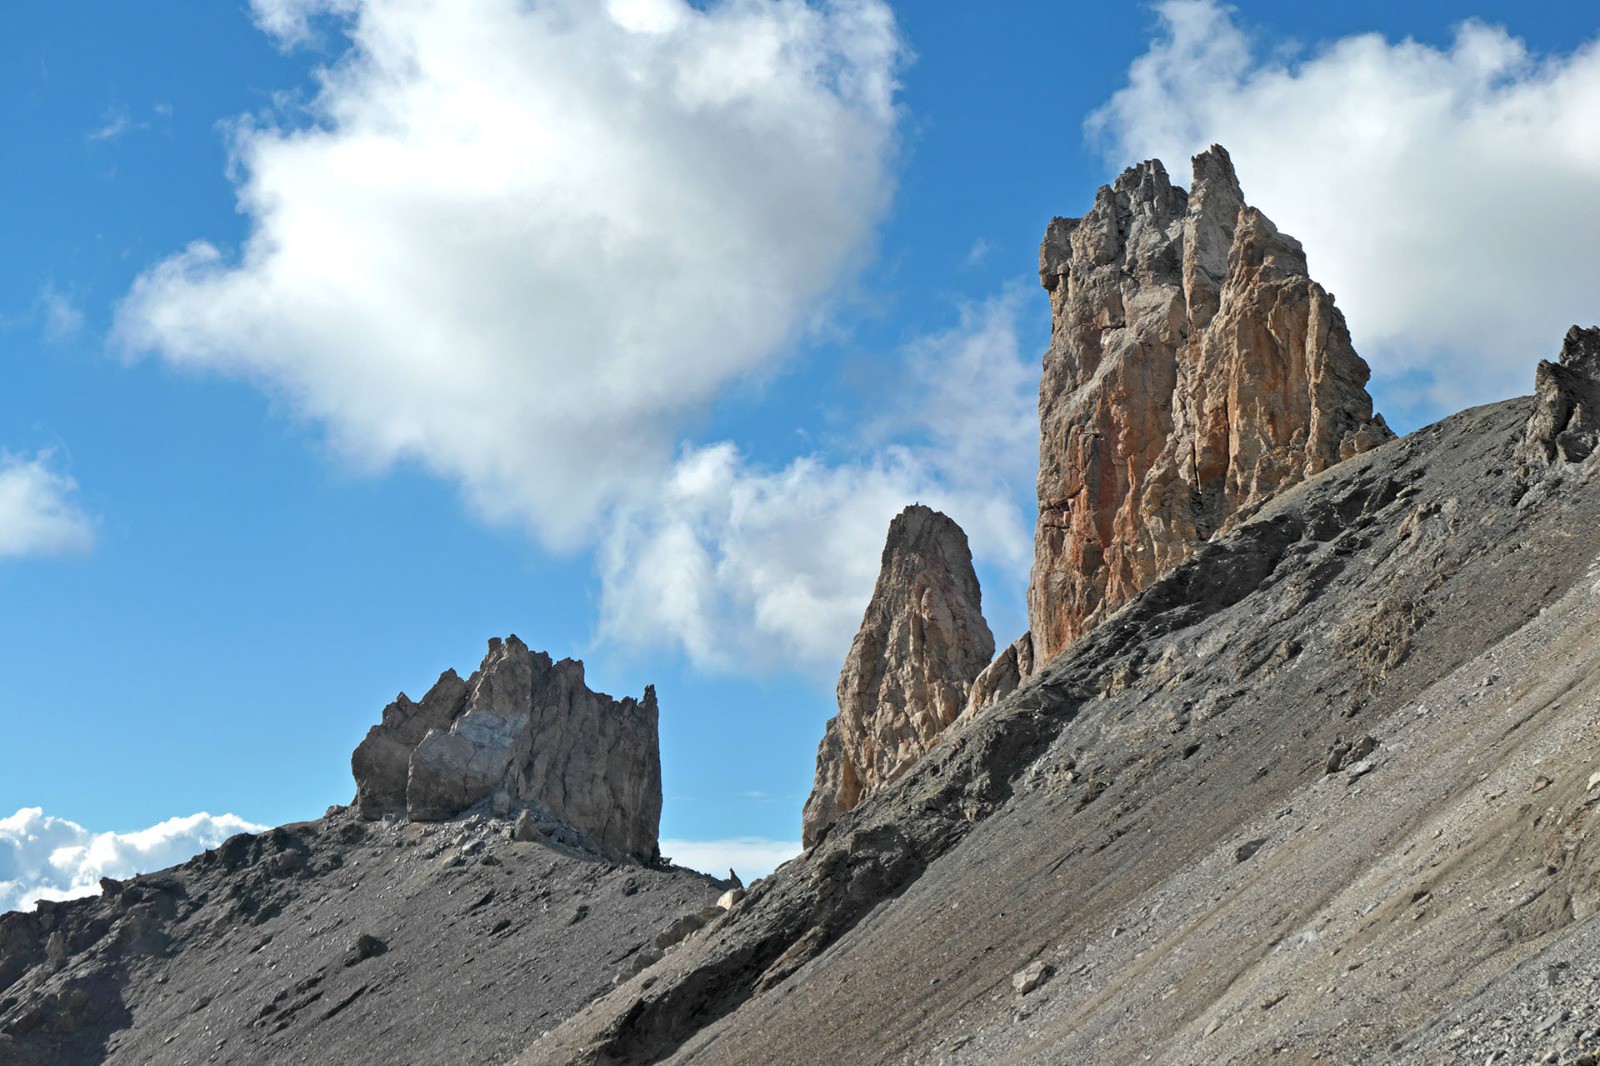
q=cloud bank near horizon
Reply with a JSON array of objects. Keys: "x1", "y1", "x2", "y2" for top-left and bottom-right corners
[
  {"x1": 1090, "y1": 0, "x2": 1600, "y2": 422},
  {"x1": 658, "y1": 835, "x2": 801, "y2": 882},
  {"x1": 0, "y1": 808, "x2": 266, "y2": 915}
]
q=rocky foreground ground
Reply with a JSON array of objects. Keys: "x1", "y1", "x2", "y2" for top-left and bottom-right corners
[
  {"x1": 529, "y1": 397, "x2": 1600, "y2": 1065},
  {"x1": 0, "y1": 810, "x2": 723, "y2": 1064}
]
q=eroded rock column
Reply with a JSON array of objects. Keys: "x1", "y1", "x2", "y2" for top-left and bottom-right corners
[{"x1": 801, "y1": 506, "x2": 994, "y2": 847}]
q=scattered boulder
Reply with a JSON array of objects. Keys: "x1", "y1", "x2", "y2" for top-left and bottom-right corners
[
  {"x1": 343, "y1": 934, "x2": 386, "y2": 968},
  {"x1": 1326, "y1": 735, "x2": 1378, "y2": 774},
  {"x1": 716, "y1": 889, "x2": 746, "y2": 910},
  {"x1": 1235, "y1": 838, "x2": 1268, "y2": 863},
  {"x1": 351, "y1": 635, "x2": 662, "y2": 863},
  {"x1": 801, "y1": 506, "x2": 996, "y2": 847},
  {"x1": 1013, "y1": 960, "x2": 1052, "y2": 995},
  {"x1": 654, "y1": 912, "x2": 707, "y2": 951},
  {"x1": 511, "y1": 811, "x2": 544, "y2": 843},
  {"x1": 1028, "y1": 145, "x2": 1391, "y2": 665}
]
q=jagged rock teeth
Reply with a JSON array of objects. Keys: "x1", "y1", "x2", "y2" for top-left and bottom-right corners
[
  {"x1": 801, "y1": 505, "x2": 994, "y2": 848},
  {"x1": 1028, "y1": 144, "x2": 1392, "y2": 667},
  {"x1": 350, "y1": 636, "x2": 661, "y2": 863},
  {"x1": 1520, "y1": 324, "x2": 1600, "y2": 465}
]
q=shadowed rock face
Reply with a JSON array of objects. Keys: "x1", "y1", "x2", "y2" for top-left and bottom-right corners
[
  {"x1": 1028, "y1": 144, "x2": 1392, "y2": 666},
  {"x1": 801, "y1": 506, "x2": 994, "y2": 848},
  {"x1": 350, "y1": 635, "x2": 661, "y2": 863},
  {"x1": 1521, "y1": 324, "x2": 1600, "y2": 464}
]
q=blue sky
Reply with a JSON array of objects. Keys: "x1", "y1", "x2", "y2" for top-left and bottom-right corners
[{"x1": 4, "y1": 0, "x2": 1600, "y2": 898}]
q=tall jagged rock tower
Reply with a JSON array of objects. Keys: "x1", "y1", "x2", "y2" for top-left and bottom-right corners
[
  {"x1": 1027, "y1": 145, "x2": 1391, "y2": 666},
  {"x1": 801, "y1": 506, "x2": 994, "y2": 847}
]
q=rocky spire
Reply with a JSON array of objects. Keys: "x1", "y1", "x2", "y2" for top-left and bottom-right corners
[
  {"x1": 351, "y1": 635, "x2": 662, "y2": 863},
  {"x1": 1027, "y1": 144, "x2": 1392, "y2": 667},
  {"x1": 1520, "y1": 325, "x2": 1600, "y2": 464},
  {"x1": 801, "y1": 506, "x2": 994, "y2": 848}
]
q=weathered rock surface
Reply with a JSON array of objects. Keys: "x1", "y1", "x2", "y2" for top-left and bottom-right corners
[
  {"x1": 964, "y1": 631, "x2": 1034, "y2": 715},
  {"x1": 351, "y1": 635, "x2": 661, "y2": 863},
  {"x1": 1521, "y1": 324, "x2": 1600, "y2": 464},
  {"x1": 524, "y1": 391, "x2": 1600, "y2": 1066},
  {"x1": 801, "y1": 506, "x2": 995, "y2": 848},
  {"x1": 1028, "y1": 145, "x2": 1392, "y2": 665}
]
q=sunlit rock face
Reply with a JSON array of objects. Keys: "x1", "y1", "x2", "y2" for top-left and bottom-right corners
[
  {"x1": 351, "y1": 635, "x2": 661, "y2": 863},
  {"x1": 802, "y1": 505, "x2": 994, "y2": 848},
  {"x1": 1028, "y1": 144, "x2": 1391, "y2": 666}
]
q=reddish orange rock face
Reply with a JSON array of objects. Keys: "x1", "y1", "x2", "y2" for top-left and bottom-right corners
[{"x1": 1028, "y1": 146, "x2": 1391, "y2": 666}]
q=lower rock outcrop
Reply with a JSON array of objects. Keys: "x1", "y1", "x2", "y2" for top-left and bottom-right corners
[
  {"x1": 801, "y1": 506, "x2": 994, "y2": 848},
  {"x1": 1521, "y1": 325, "x2": 1600, "y2": 464},
  {"x1": 351, "y1": 635, "x2": 661, "y2": 863}
]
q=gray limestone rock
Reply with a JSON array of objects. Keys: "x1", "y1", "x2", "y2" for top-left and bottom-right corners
[
  {"x1": 350, "y1": 636, "x2": 661, "y2": 863},
  {"x1": 1520, "y1": 325, "x2": 1600, "y2": 464}
]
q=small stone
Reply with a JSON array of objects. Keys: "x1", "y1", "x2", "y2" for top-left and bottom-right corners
[
  {"x1": 1235, "y1": 838, "x2": 1268, "y2": 863},
  {"x1": 1345, "y1": 759, "x2": 1376, "y2": 782},
  {"x1": 1012, "y1": 960, "x2": 1051, "y2": 995},
  {"x1": 344, "y1": 933, "x2": 387, "y2": 967},
  {"x1": 1531, "y1": 775, "x2": 1552, "y2": 793},
  {"x1": 1586, "y1": 771, "x2": 1600, "y2": 792},
  {"x1": 716, "y1": 888, "x2": 746, "y2": 910}
]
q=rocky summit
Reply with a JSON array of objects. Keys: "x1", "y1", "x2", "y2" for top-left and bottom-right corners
[
  {"x1": 1028, "y1": 145, "x2": 1391, "y2": 666},
  {"x1": 8, "y1": 147, "x2": 1600, "y2": 1066},
  {"x1": 801, "y1": 505, "x2": 994, "y2": 848},
  {"x1": 352, "y1": 635, "x2": 661, "y2": 864}
]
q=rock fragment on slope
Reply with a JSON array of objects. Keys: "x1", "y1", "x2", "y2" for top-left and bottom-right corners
[
  {"x1": 1027, "y1": 144, "x2": 1392, "y2": 666},
  {"x1": 350, "y1": 635, "x2": 661, "y2": 863},
  {"x1": 801, "y1": 505, "x2": 995, "y2": 847}
]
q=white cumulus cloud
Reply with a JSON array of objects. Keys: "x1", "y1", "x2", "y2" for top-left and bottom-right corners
[
  {"x1": 118, "y1": 0, "x2": 903, "y2": 549},
  {"x1": 599, "y1": 293, "x2": 1038, "y2": 673},
  {"x1": 0, "y1": 808, "x2": 266, "y2": 914},
  {"x1": 658, "y1": 836, "x2": 801, "y2": 882},
  {"x1": 0, "y1": 451, "x2": 95, "y2": 559},
  {"x1": 1089, "y1": 1, "x2": 1600, "y2": 419}
]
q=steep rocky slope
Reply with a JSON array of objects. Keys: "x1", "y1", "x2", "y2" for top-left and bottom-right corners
[
  {"x1": 526, "y1": 353, "x2": 1600, "y2": 1065},
  {"x1": 802, "y1": 505, "x2": 994, "y2": 847}
]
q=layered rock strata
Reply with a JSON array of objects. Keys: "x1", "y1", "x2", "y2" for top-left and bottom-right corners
[
  {"x1": 1028, "y1": 144, "x2": 1392, "y2": 665},
  {"x1": 1520, "y1": 324, "x2": 1600, "y2": 464},
  {"x1": 351, "y1": 635, "x2": 661, "y2": 863},
  {"x1": 801, "y1": 506, "x2": 994, "y2": 847}
]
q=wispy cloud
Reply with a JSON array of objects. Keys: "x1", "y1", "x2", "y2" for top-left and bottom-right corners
[
  {"x1": 1, "y1": 808, "x2": 265, "y2": 914},
  {"x1": 599, "y1": 292, "x2": 1038, "y2": 674},
  {"x1": 0, "y1": 451, "x2": 96, "y2": 559},
  {"x1": 37, "y1": 286, "x2": 83, "y2": 342},
  {"x1": 87, "y1": 107, "x2": 143, "y2": 143}
]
